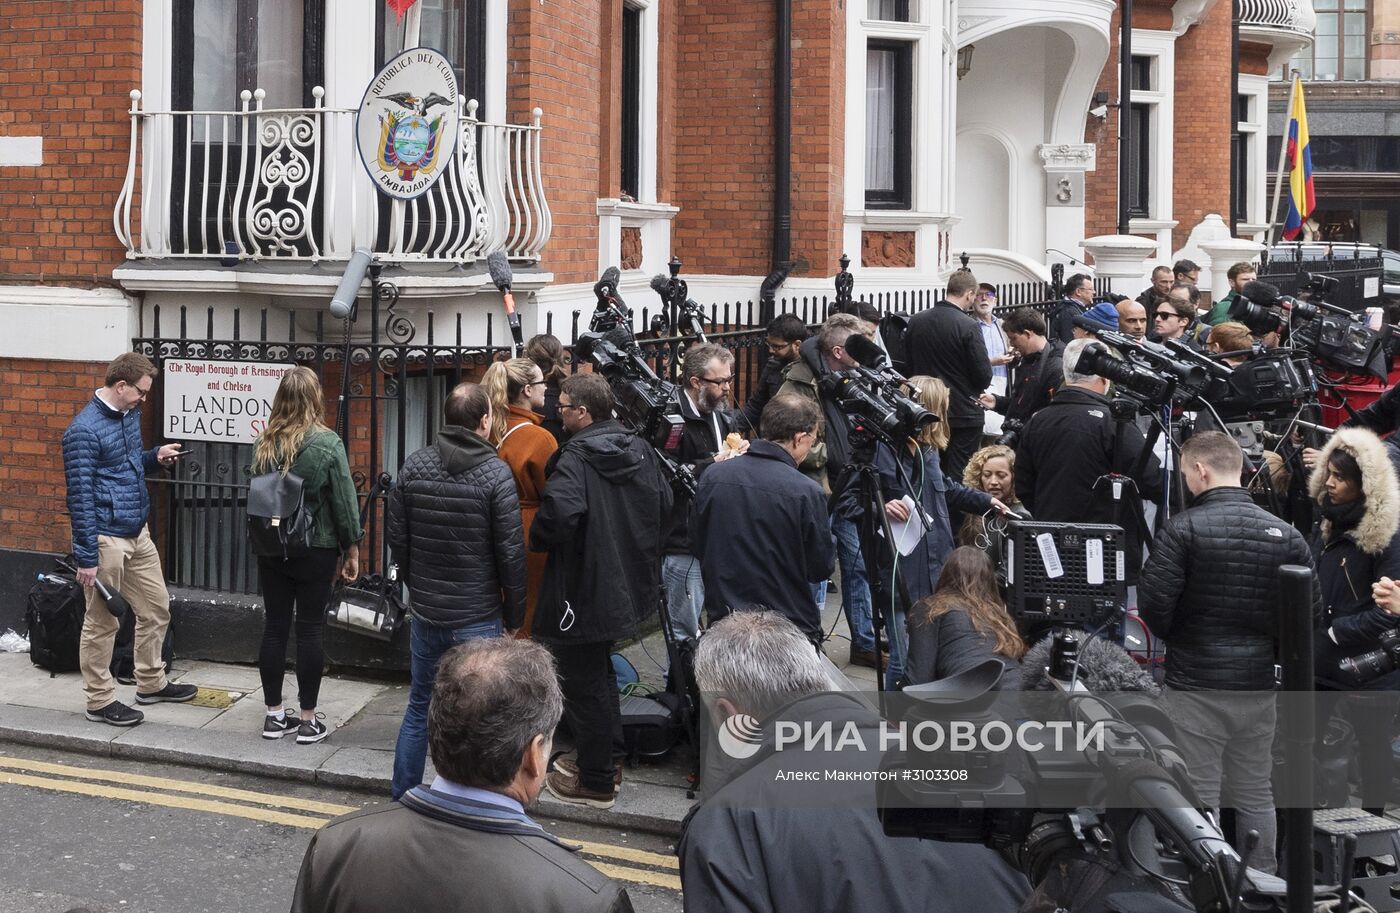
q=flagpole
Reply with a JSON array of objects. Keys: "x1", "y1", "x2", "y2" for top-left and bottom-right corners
[{"x1": 1266, "y1": 74, "x2": 1298, "y2": 250}]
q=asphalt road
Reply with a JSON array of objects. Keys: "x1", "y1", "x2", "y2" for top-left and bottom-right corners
[{"x1": 0, "y1": 744, "x2": 682, "y2": 913}]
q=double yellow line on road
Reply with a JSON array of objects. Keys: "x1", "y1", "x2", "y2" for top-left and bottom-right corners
[{"x1": 0, "y1": 754, "x2": 681, "y2": 891}]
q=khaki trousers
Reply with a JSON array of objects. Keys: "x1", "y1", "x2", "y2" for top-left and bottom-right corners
[{"x1": 80, "y1": 528, "x2": 171, "y2": 711}]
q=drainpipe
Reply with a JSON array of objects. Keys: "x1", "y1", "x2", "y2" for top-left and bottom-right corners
[
  {"x1": 763, "y1": 0, "x2": 793, "y2": 326},
  {"x1": 1118, "y1": 0, "x2": 1133, "y2": 236}
]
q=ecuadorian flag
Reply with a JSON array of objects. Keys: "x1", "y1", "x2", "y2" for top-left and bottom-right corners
[{"x1": 1281, "y1": 76, "x2": 1315, "y2": 241}]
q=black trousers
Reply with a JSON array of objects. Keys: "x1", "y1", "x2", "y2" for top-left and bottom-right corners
[
  {"x1": 552, "y1": 640, "x2": 624, "y2": 793},
  {"x1": 944, "y1": 425, "x2": 982, "y2": 485},
  {"x1": 1319, "y1": 688, "x2": 1399, "y2": 815},
  {"x1": 257, "y1": 548, "x2": 338, "y2": 710}
]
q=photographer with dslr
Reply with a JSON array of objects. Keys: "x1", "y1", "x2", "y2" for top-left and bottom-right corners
[
  {"x1": 1311, "y1": 427, "x2": 1400, "y2": 816},
  {"x1": 1015, "y1": 339, "x2": 1163, "y2": 585},
  {"x1": 977, "y1": 308, "x2": 1063, "y2": 431},
  {"x1": 1138, "y1": 432, "x2": 1319, "y2": 873},
  {"x1": 662, "y1": 344, "x2": 745, "y2": 642}
]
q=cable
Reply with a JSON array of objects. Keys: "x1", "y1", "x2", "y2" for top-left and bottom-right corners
[{"x1": 1069, "y1": 617, "x2": 1115, "y2": 693}]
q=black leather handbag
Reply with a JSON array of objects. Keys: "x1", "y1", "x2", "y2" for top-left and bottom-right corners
[{"x1": 246, "y1": 469, "x2": 316, "y2": 559}]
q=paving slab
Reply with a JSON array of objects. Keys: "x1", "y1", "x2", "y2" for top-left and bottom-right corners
[
  {"x1": 0, "y1": 704, "x2": 121, "y2": 756},
  {"x1": 315, "y1": 746, "x2": 395, "y2": 792}
]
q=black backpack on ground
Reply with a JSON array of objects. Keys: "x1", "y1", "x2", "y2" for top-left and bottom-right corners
[
  {"x1": 247, "y1": 468, "x2": 316, "y2": 559},
  {"x1": 109, "y1": 607, "x2": 175, "y2": 683},
  {"x1": 25, "y1": 571, "x2": 85, "y2": 676}
]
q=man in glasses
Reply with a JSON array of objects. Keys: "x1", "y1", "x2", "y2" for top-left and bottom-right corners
[
  {"x1": 63, "y1": 352, "x2": 194, "y2": 728},
  {"x1": 661, "y1": 344, "x2": 746, "y2": 643}
]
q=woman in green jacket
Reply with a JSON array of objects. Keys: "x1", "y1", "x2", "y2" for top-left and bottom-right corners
[{"x1": 251, "y1": 367, "x2": 362, "y2": 744}]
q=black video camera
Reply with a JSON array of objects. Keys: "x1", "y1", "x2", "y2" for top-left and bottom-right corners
[
  {"x1": 818, "y1": 367, "x2": 936, "y2": 445},
  {"x1": 576, "y1": 271, "x2": 696, "y2": 496},
  {"x1": 1075, "y1": 331, "x2": 1213, "y2": 413},
  {"x1": 1339, "y1": 627, "x2": 1400, "y2": 685},
  {"x1": 1234, "y1": 277, "x2": 1391, "y2": 379}
]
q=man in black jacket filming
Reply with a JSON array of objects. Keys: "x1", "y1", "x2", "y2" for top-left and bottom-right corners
[
  {"x1": 1138, "y1": 431, "x2": 1320, "y2": 874},
  {"x1": 905, "y1": 270, "x2": 991, "y2": 481},
  {"x1": 1015, "y1": 338, "x2": 1162, "y2": 585},
  {"x1": 388, "y1": 382, "x2": 527, "y2": 799},
  {"x1": 532, "y1": 373, "x2": 673, "y2": 809}
]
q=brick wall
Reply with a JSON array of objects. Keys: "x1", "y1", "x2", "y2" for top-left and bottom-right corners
[
  {"x1": 672, "y1": 3, "x2": 777, "y2": 275},
  {"x1": 790, "y1": 0, "x2": 845, "y2": 278},
  {"x1": 0, "y1": 1, "x2": 142, "y2": 286},
  {"x1": 509, "y1": 0, "x2": 605, "y2": 285},
  {"x1": 0, "y1": 358, "x2": 107, "y2": 555},
  {"x1": 1170, "y1": 0, "x2": 1233, "y2": 252}
]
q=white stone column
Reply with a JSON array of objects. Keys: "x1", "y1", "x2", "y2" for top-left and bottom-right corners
[
  {"x1": 1039, "y1": 143, "x2": 1096, "y2": 266},
  {"x1": 1199, "y1": 238, "x2": 1265, "y2": 301},
  {"x1": 1082, "y1": 234, "x2": 1159, "y2": 296}
]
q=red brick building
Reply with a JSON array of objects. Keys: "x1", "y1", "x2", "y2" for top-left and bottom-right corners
[{"x1": 0, "y1": 0, "x2": 1313, "y2": 597}]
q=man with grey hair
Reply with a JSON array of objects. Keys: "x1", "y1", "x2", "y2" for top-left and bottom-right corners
[
  {"x1": 678, "y1": 612, "x2": 1028, "y2": 913},
  {"x1": 292, "y1": 639, "x2": 632, "y2": 913},
  {"x1": 1015, "y1": 338, "x2": 1162, "y2": 584},
  {"x1": 662, "y1": 343, "x2": 744, "y2": 643}
]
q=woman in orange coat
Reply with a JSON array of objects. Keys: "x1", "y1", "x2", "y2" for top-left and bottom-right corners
[{"x1": 483, "y1": 357, "x2": 558, "y2": 637}]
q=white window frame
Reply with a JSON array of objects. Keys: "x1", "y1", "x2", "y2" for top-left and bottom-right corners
[
  {"x1": 1126, "y1": 30, "x2": 1177, "y2": 255},
  {"x1": 1237, "y1": 73, "x2": 1270, "y2": 239}
]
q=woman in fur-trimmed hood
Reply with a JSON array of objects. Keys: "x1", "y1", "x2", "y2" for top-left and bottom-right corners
[{"x1": 1310, "y1": 426, "x2": 1400, "y2": 815}]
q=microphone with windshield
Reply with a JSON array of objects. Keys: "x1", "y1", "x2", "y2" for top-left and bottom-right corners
[
  {"x1": 330, "y1": 248, "x2": 374, "y2": 319},
  {"x1": 650, "y1": 272, "x2": 706, "y2": 341},
  {"x1": 486, "y1": 250, "x2": 523, "y2": 356}
]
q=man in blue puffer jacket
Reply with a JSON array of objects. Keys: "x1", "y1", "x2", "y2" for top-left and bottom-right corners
[{"x1": 62, "y1": 352, "x2": 196, "y2": 727}]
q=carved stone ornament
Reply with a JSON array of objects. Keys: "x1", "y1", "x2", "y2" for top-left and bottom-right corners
[
  {"x1": 1037, "y1": 143, "x2": 1097, "y2": 173},
  {"x1": 861, "y1": 231, "x2": 916, "y2": 269}
]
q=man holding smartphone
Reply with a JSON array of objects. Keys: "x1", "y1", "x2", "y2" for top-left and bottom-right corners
[{"x1": 63, "y1": 352, "x2": 196, "y2": 727}]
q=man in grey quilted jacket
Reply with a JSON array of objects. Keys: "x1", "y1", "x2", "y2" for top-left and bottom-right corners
[
  {"x1": 387, "y1": 381, "x2": 527, "y2": 799},
  {"x1": 62, "y1": 352, "x2": 196, "y2": 728}
]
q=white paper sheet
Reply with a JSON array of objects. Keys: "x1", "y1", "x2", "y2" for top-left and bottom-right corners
[{"x1": 889, "y1": 495, "x2": 926, "y2": 557}]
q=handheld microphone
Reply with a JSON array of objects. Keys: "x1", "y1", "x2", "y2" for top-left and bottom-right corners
[
  {"x1": 94, "y1": 579, "x2": 131, "y2": 619},
  {"x1": 843, "y1": 333, "x2": 889, "y2": 371},
  {"x1": 330, "y1": 248, "x2": 374, "y2": 319},
  {"x1": 486, "y1": 250, "x2": 523, "y2": 355}
]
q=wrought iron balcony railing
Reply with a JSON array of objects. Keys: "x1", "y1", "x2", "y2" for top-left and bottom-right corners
[
  {"x1": 114, "y1": 87, "x2": 552, "y2": 265},
  {"x1": 1239, "y1": 0, "x2": 1316, "y2": 37}
]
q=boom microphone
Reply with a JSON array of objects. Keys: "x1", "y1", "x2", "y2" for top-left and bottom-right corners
[
  {"x1": 1241, "y1": 279, "x2": 1284, "y2": 308},
  {"x1": 330, "y1": 248, "x2": 373, "y2": 319},
  {"x1": 844, "y1": 333, "x2": 889, "y2": 371},
  {"x1": 486, "y1": 250, "x2": 523, "y2": 355}
]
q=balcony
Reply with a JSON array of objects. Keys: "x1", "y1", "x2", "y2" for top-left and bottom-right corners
[
  {"x1": 1239, "y1": 0, "x2": 1316, "y2": 67},
  {"x1": 114, "y1": 87, "x2": 552, "y2": 267}
]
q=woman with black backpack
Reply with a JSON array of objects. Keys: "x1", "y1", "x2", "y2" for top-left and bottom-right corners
[{"x1": 250, "y1": 367, "x2": 362, "y2": 744}]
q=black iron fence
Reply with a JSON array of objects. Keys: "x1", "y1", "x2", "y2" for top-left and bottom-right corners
[{"x1": 135, "y1": 277, "x2": 1061, "y2": 594}]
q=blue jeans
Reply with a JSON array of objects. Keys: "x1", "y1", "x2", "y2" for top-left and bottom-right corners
[
  {"x1": 662, "y1": 554, "x2": 704, "y2": 642},
  {"x1": 832, "y1": 514, "x2": 874, "y2": 653},
  {"x1": 884, "y1": 606, "x2": 908, "y2": 691},
  {"x1": 391, "y1": 616, "x2": 502, "y2": 799}
]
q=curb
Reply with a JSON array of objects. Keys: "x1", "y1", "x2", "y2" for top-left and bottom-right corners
[{"x1": 0, "y1": 707, "x2": 687, "y2": 839}]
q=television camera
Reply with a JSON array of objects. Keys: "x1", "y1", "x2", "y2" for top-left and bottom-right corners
[
  {"x1": 574, "y1": 268, "x2": 697, "y2": 496},
  {"x1": 1231, "y1": 275, "x2": 1392, "y2": 380}
]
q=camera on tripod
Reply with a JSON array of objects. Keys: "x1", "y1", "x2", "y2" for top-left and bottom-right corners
[
  {"x1": 1075, "y1": 331, "x2": 1212, "y2": 416},
  {"x1": 818, "y1": 333, "x2": 935, "y2": 445},
  {"x1": 1339, "y1": 627, "x2": 1400, "y2": 685}
]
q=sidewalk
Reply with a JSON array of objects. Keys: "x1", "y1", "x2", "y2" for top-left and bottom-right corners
[{"x1": 0, "y1": 592, "x2": 878, "y2": 838}]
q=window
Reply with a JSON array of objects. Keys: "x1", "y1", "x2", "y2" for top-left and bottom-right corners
[
  {"x1": 1125, "y1": 55, "x2": 1154, "y2": 220},
  {"x1": 865, "y1": 41, "x2": 913, "y2": 209},
  {"x1": 376, "y1": 0, "x2": 487, "y2": 113},
  {"x1": 867, "y1": 0, "x2": 912, "y2": 21},
  {"x1": 621, "y1": 5, "x2": 642, "y2": 201},
  {"x1": 1284, "y1": 0, "x2": 1367, "y2": 81},
  {"x1": 1233, "y1": 94, "x2": 1250, "y2": 223},
  {"x1": 174, "y1": 0, "x2": 324, "y2": 111},
  {"x1": 169, "y1": 1, "x2": 325, "y2": 255}
]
